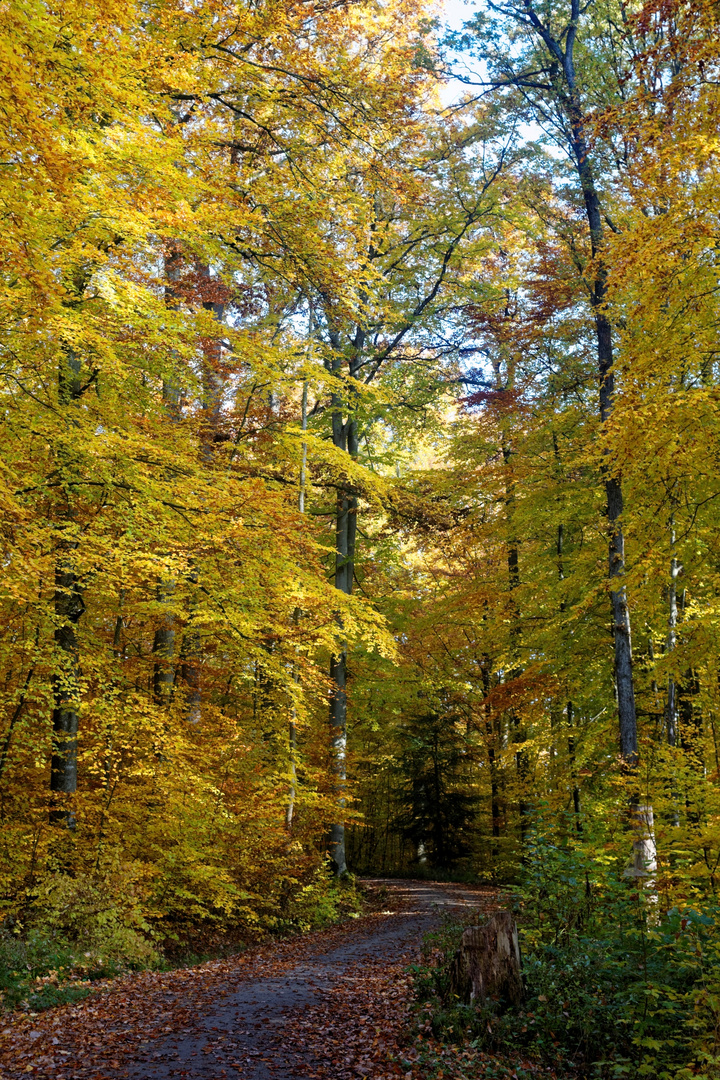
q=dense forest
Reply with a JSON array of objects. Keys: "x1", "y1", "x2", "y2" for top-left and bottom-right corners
[{"x1": 2, "y1": 0, "x2": 720, "y2": 1073}]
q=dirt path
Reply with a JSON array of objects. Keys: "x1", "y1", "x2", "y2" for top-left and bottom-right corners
[{"x1": 0, "y1": 880, "x2": 498, "y2": 1080}]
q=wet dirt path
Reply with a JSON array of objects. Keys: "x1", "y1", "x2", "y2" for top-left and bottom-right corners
[{"x1": 1, "y1": 880, "x2": 497, "y2": 1080}]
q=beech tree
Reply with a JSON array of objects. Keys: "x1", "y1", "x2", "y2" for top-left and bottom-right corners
[
  {"x1": 3, "y1": 1, "x2": 720, "y2": 1012},
  {"x1": 453, "y1": 0, "x2": 641, "y2": 769}
]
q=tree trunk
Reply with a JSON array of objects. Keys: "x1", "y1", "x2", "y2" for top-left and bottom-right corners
[
  {"x1": 50, "y1": 350, "x2": 85, "y2": 828},
  {"x1": 567, "y1": 701, "x2": 582, "y2": 832},
  {"x1": 624, "y1": 803, "x2": 657, "y2": 881},
  {"x1": 326, "y1": 331, "x2": 361, "y2": 875},
  {"x1": 665, "y1": 521, "x2": 680, "y2": 746},
  {"x1": 565, "y1": 77, "x2": 638, "y2": 766},
  {"x1": 329, "y1": 476, "x2": 352, "y2": 873},
  {"x1": 481, "y1": 661, "x2": 502, "y2": 857},
  {"x1": 179, "y1": 262, "x2": 227, "y2": 724},
  {"x1": 329, "y1": 644, "x2": 348, "y2": 874},
  {"x1": 450, "y1": 912, "x2": 523, "y2": 1007},
  {"x1": 500, "y1": 371, "x2": 528, "y2": 845},
  {"x1": 516, "y1": 0, "x2": 639, "y2": 763},
  {"x1": 287, "y1": 380, "x2": 309, "y2": 832},
  {"x1": 152, "y1": 579, "x2": 176, "y2": 705},
  {"x1": 51, "y1": 550, "x2": 83, "y2": 828},
  {"x1": 151, "y1": 249, "x2": 186, "y2": 711}
]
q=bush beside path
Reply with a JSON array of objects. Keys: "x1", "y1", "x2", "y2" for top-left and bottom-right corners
[{"x1": 0, "y1": 881, "x2": 499, "y2": 1080}]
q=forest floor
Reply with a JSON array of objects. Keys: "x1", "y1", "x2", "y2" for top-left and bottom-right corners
[{"x1": 0, "y1": 879, "x2": 504, "y2": 1080}]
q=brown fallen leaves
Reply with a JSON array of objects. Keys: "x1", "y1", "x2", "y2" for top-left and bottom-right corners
[{"x1": 0, "y1": 881, "x2": 511, "y2": 1080}]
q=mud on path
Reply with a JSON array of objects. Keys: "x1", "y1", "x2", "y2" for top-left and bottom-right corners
[{"x1": 0, "y1": 880, "x2": 498, "y2": 1080}]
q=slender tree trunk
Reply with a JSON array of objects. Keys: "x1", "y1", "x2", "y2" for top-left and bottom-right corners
[
  {"x1": 555, "y1": 504, "x2": 581, "y2": 831},
  {"x1": 564, "y1": 84, "x2": 649, "y2": 866},
  {"x1": 329, "y1": 435, "x2": 350, "y2": 872},
  {"x1": 566, "y1": 701, "x2": 582, "y2": 832},
  {"x1": 326, "y1": 330, "x2": 361, "y2": 875},
  {"x1": 51, "y1": 553, "x2": 84, "y2": 826},
  {"x1": 51, "y1": 350, "x2": 85, "y2": 828},
  {"x1": 152, "y1": 249, "x2": 186, "y2": 711},
  {"x1": 183, "y1": 263, "x2": 227, "y2": 724},
  {"x1": 432, "y1": 731, "x2": 446, "y2": 867},
  {"x1": 152, "y1": 579, "x2": 176, "y2": 705},
  {"x1": 286, "y1": 380, "x2": 308, "y2": 832},
  {"x1": 565, "y1": 79, "x2": 638, "y2": 764},
  {"x1": 481, "y1": 662, "x2": 502, "y2": 859},
  {"x1": 498, "y1": 359, "x2": 529, "y2": 845},
  {"x1": 518, "y1": 1, "x2": 639, "y2": 761},
  {"x1": 329, "y1": 634, "x2": 349, "y2": 872},
  {"x1": 662, "y1": 514, "x2": 680, "y2": 748}
]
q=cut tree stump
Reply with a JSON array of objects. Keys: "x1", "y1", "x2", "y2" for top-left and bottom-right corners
[{"x1": 449, "y1": 911, "x2": 523, "y2": 1007}]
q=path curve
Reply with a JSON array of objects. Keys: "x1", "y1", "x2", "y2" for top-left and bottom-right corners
[{"x1": 1, "y1": 880, "x2": 498, "y2": 1080}]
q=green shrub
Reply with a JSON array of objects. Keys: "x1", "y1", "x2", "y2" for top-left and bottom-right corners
[
  {"x1": 0, "y1": 928, "x2": 90, "y2": 1011},
  {"x1": 1, "y1": 865, "x2": 161, "y2": 1012},
  {"x1": 410, "y1": 820, "x2": 720, "y2": 1078},
  {"x1": 29, "y1": 867, "x2": 160, "y2": 970}
]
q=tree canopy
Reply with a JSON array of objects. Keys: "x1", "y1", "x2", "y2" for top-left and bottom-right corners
[{"x1": 3, "y1": 0, "x2": 720, "y2": 1071}]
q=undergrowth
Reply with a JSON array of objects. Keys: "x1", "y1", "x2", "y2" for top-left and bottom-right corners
[
  {"x1": 407, "y1": 819, "x2": 720, "y2": 1080},
  {"x1": 1, "y1": 864, "x2": 363, "y2": 1012}
]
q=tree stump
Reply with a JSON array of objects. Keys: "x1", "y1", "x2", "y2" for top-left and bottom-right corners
[{"x1": 449, "y1": 912, "x2": 523, "y2": 1007}]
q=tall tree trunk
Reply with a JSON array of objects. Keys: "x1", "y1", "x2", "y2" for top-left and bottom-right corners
[
  {"x1": 179, "y1": 263, "x2": 227, "y2": 724},
  {"x1": 152, "y1": 578, "x2": 176, "y2": 706},
  {"x1": 152, "y1": 249, "x2": 185, "y2": 710},
  {"x1": 559, "y1": 12, "x2": 649, "y2": 873},
  {"x1": 566, "y1": 701, "x2": 582, "y2": 832},
  {"x1": 51, "y1": 350, "x2": 85, "y2": 828},
  {"x1": 518, "y1": 0, "x2": 639, "y2": 763},
  {"x1": 498, "y1": 357, "x2": 528, "y2": 844},
  {"x1": 51, "y1": 548, "x2": 84, "y2": 827},
  {"x1": 480, "y1": 659, "x2": 501, "y2": 860},
  {"x1": 665, "y1": 519, "x2": 680, "y2": 746},
  {"x1": 286, "y1": 380, "x2": 308, "y2": 832},
  {"x1": 564, "y1": 57, "x2": 638, "y2": 766},
  {"x1": 328, "y1": 481, "x2": 349, "y2": 876},
  {"x1": 556, "y1": 506, "x2": 581, "y2": 831},
  {"x1": 326, "y1": 330, "x2": 361, "y2": 875},
  {"x1": 329, "y1": 642, "x2": 348, "y2": 874}
]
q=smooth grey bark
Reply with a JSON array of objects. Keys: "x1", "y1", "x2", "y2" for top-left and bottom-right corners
[
  {"x1": 562, "y1": 26, "x2": 637, "y2": 765},
  {"x1": 513, "y1": 2, "x2": 650, "y2": 870},
  {"x1": 624, "y1": 803, "x2": 657, "y2": 881}
]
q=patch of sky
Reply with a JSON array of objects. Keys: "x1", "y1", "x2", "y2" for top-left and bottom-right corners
[{"x1": 437, "y1": 0, "x2": 555, "y2": 151}]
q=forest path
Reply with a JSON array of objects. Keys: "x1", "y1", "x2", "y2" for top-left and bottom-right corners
[{"x1": 1, "y1": 880, "x2": 498, "y2": 1080}]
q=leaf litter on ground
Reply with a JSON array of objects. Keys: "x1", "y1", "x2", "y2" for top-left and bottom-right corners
[{"x1": 0, "y1": 881, "x2": 560, "y2": 1080}]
